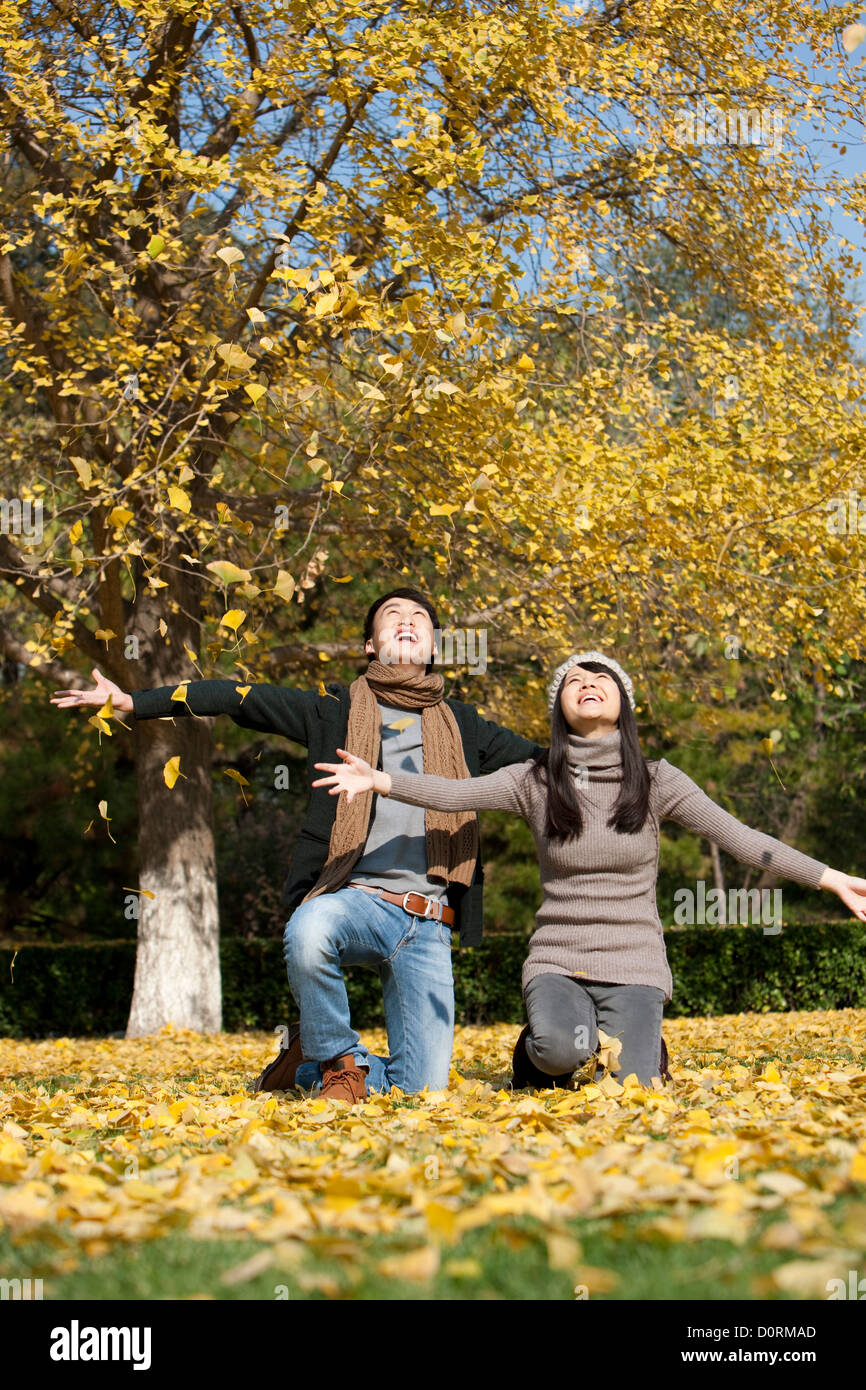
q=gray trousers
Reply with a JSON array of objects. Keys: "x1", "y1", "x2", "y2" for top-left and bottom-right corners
[{"x1": 524, "y1": 973, "x2": 667, "y2": 1087}]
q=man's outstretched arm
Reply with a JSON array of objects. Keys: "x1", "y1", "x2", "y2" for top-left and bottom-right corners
[{"x1": 51, "y1": 666, "x2": 317, "y2": 745}]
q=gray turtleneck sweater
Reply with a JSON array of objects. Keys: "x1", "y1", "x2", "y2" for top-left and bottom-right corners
[{"x1": 385, "y1": 730, "x2": 829, "y2": 1001}]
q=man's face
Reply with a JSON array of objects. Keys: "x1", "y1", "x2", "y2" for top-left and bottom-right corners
[{"x1": 365, "y1": 597, "x2": 438, "y2": 669}]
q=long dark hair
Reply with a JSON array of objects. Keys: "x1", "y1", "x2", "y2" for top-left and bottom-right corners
[{"x1": 529, "y1": 661, "x2": 651, "y2": 841}]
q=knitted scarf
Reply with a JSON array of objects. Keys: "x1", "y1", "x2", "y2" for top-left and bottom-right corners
[{"x1": 299, "y1": 658, "x2": 479, "y2": 904}]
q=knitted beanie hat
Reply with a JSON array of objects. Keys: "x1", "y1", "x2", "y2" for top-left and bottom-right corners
[{"x1": 547, "y1": 650, "x2": 636, "y2": 715}]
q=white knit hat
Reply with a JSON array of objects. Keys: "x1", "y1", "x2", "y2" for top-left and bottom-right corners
[{"x1": 547, "y1": 650, "x2": 636, "y2": 715}]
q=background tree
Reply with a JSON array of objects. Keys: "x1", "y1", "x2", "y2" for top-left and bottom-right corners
[{"x1": 1, "y1": 1, "x2": 864, "y2": 1032}]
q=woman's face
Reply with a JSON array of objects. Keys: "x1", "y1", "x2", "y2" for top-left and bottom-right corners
[{"x1": 559, "y1": 665, "x2": 621, "y2": 736}]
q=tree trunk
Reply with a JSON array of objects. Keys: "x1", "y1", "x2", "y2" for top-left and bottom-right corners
[
  {"x1": 710, "y1": 840, "x2": 725, "y2": 898},
  {"x1": 123, "y1": 571, "x2": 222, "y2": 1037},
  {"x1": 126, "y1": 704, "x2": 222, "y2": 1036}
]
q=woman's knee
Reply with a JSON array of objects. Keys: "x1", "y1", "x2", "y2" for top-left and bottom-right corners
[{"x1": 529, "y1": 1022, "x2": 590, "y2": 1075}]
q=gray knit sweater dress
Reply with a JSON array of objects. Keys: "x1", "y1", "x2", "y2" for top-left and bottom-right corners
[{"x1": 385, "y1": 728, "x2": 829, "y2": 1003}]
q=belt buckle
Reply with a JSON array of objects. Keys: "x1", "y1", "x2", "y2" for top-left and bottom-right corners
[{"x1": 402, "y1": 891, "x2": 438, "y2": 920}]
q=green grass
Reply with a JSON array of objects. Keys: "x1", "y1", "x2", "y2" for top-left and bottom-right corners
[{"x1": 2, "y1": 1197, "x2": 862, "y2": 1301}]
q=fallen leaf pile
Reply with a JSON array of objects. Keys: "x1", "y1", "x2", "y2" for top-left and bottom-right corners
[{"x1": 2, "y1": 1009, "x2": 866, "y2": 1295}]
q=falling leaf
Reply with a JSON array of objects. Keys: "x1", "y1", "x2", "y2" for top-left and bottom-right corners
[
  {"x1": 163, "y1": 756, "x2": 184, "y2": 789},
  {"x1": 244, "y1": 383, "x2": 267, "y2": 404},
  {"x1": 97, "y1": 799, "x2": 116, "y2": 843},
  {"x1": 215, "y1": 247, "x2": 244, "y2": 267}
]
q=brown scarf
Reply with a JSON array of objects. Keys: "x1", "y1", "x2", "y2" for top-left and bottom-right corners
[{"x1": 299, "y1": 658, "x2": 479, "y2": 904}]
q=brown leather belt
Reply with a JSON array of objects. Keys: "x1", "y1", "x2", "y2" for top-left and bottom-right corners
[{"x1": 348, "y1": 882, "x2": 455, "y2": 926}]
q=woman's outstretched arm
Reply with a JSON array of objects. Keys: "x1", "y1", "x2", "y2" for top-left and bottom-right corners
[
  {"x1": 312, "y1": 750, "x2": 536, "y2": 819},
  {"x1": 656, "y1": 759, "x2": 866, "y2": 920}
]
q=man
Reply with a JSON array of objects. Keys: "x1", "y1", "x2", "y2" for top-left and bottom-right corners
[{"x1": 51, "y1": 587, "x2": 544, "y2": 1102}]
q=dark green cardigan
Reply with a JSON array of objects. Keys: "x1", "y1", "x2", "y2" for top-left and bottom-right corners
[{"x1": 131, "y1": 679, "x2": 545, "y2": 946}]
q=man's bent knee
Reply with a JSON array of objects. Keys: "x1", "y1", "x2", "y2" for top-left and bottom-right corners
[{"x1": 283, "y1": 896, "x2": 352, "y2": 972}]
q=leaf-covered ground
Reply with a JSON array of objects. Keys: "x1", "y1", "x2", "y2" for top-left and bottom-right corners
[{"x1": 2, "y1": 1010, "x2": 866, "y2": 1299}]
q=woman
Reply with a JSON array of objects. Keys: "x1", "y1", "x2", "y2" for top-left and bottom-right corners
[{"x1": 312, "y1": 651, "x2": 866, "y2": 1090}]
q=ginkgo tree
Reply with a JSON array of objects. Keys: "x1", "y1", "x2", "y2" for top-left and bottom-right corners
[{"x1": 1, "y1": 0, "x2": 864, "y2": 1034}]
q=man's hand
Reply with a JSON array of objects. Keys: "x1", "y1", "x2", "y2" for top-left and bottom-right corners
[
  {"x1": 819, "y1": 867, "x2": 866, "y2": 922},
  {"x1": 50, "y1": 667, "x2": 134, "y2": 715},
  {"x1": 312, "y1": 749, "x2": 391, "y2": 803}
]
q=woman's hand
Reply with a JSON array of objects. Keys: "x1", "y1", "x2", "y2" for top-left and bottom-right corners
[
  {"x1": 312, "y1": 749, "x2": 388, "y2": 804},
  {"x1": 50, "y1": 667, "x2": 134, "y2": 715},
  {"x1": 819, "y1": 868, "x2": 866, "y2": 922}
]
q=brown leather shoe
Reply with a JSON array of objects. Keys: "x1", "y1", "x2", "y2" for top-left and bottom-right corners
[
  {"x1": 320, "y1": 1052, "x2": 368, "y2": 1104},
  {"x1": 252, "y1": 1024, "x2": 304, "y2": 1093}
]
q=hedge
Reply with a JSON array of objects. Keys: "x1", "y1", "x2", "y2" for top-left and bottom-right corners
[{"x1": 0, "y1": 923, "x2": 863, "y2": 1040}]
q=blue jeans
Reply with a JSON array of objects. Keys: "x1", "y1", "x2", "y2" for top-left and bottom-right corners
[{"x1": 283, "y1": 886, "x2": 454, "y2": 1094}]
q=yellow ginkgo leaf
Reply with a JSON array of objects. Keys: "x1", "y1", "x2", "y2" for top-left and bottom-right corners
[
  {"x1": 70, "y1": 456, "x2": 92, "y2": 488},
  {"x1": 168, "y1": 486, "x2": 191, "y2": 513},
  {"x1": 206, "y1": 560, "x2": 252, "y2": 585},
  {"x1": 216, "y1": 343, "x2": 255, "y2": 372},
  {"x1": 97, "y1": 799, "x2": 116, "y2": 843},
  {"x1": 244, "y1": 383, "x2": 267, "y2": 404},
  {"x1": 219, "y1": 609, "x2": 246, "y2": 631},
  {"x1": 314, "y1": 288, "x2": 340, "y2": 317},
  {"x1": 163, "y1": 756, "x2": 184, "y2": 789},
  {"x1": 273, "y1": 570, "x2": 295, "y2": 603}
]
